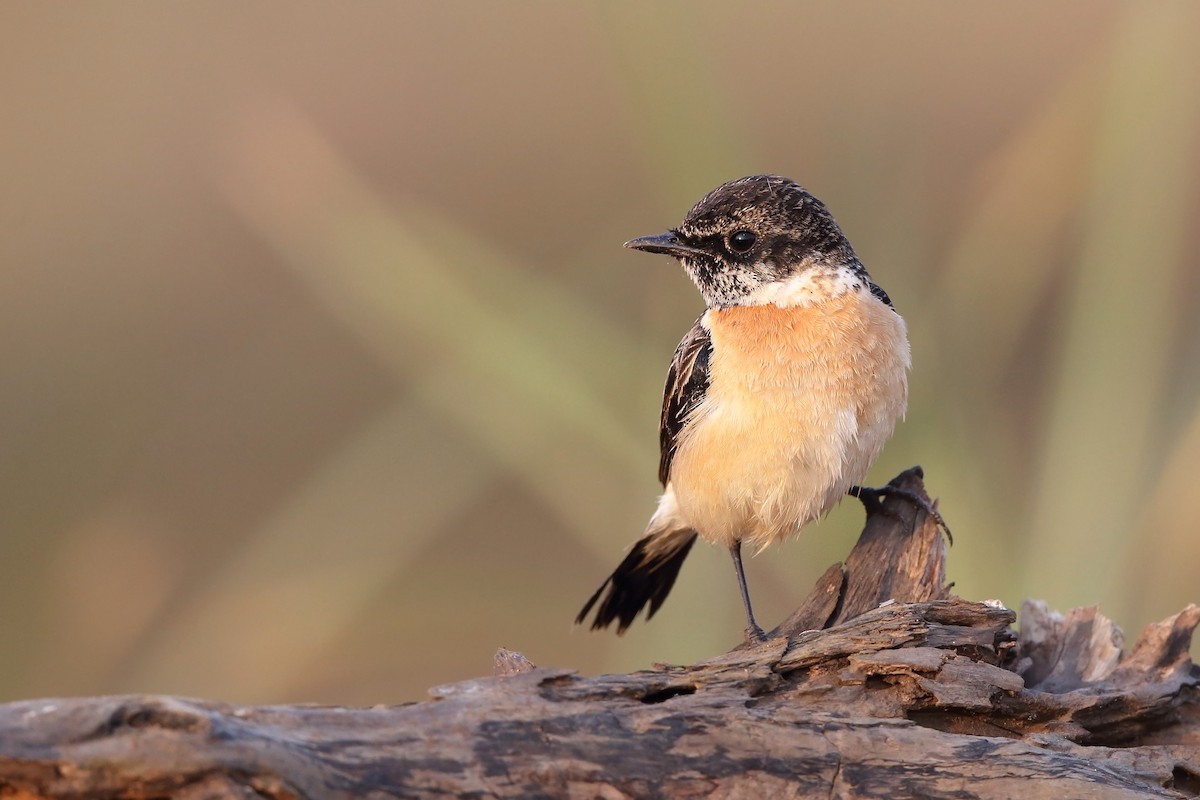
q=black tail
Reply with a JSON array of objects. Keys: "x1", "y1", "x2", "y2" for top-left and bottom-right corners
[{"x1": 576, "y1": 529, "x2": 698, "y2": 633}]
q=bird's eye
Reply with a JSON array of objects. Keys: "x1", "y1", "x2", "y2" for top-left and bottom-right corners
[{"x1": 728, "y1": 230, "x2": 757, "y2": 254}]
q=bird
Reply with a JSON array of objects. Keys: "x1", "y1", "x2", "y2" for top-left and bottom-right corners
[{"x1": 576, "y1": 174, "x2": 913, "y2": 643}]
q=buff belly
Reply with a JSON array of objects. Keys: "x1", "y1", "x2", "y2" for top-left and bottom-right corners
[{"x1": 667, "y1": 289, "x2": 909, "y2": 550}]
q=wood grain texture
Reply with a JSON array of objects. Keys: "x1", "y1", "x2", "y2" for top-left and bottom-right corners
[{"x1": 1, "y1": 469, "x2": 1197, "y2": 799}]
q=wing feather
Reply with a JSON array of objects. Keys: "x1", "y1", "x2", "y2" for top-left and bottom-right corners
[{"x1": 658, "y1": 317, "x2": 712, "y2": 486}]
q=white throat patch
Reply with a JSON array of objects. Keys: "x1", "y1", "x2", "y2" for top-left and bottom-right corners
[{"x1": 741, "y1": 265, "x2": 864, "y2": 307}]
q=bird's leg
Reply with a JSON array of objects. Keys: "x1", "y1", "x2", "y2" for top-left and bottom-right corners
[
  {"x1": 728, "y1": 542, "x2": 767, "y2": 643},
  {"x1": 848, "y1": 484, "x2": 953, "y2": 545}
]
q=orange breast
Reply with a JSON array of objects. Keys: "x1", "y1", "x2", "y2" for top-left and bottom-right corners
[{"x1": 667, "y1": 290, "x2": 909, "y2": 549}]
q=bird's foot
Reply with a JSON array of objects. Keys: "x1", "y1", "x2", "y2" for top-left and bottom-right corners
[
  {"x1": 743, "y1": 622, "x2": 768, "y2": 644},
  {"x1": 848, "y1": 484, "x2": 953, "y2": 545}
]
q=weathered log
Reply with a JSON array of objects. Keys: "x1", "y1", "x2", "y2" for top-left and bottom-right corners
[{"x1": 0, "y1": 468, "x2": 1197, "y2": 799}]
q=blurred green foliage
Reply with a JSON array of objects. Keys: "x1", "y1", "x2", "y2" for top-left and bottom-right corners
[{"x1": 1, "y1": 1, "x2": 1198, "y2": 704}]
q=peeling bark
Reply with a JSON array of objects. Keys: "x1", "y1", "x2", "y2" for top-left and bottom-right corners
[{"x1": 0, "y1": 468, "x2": 1196, "y2": 799}]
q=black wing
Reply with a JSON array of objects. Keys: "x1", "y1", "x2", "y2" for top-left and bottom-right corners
[
  {"x1": 575, "y1": 317, "x2": 709, "y2": 633},
  {"x1": 658, "y1": 317, "x2": 712, "y2": 486},
  {"x1": 868, "y1": 279, "x2": 895, "y2": 309}
]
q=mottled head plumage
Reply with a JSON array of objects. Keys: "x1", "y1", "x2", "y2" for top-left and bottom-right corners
[{"x1": 626, "y1": 175, "x2": 874, "y2": 308}]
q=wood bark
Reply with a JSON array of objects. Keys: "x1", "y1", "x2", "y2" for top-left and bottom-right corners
[{"x1": 0, "y1": 467, "x2": 1197, "y2": 799}]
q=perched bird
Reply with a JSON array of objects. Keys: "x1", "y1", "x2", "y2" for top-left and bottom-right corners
[{"x1": 577, "y1": 175, "x2": 912, "y2": 642}]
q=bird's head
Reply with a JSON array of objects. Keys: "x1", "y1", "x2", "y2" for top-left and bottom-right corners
[{"x1": 625, "y1": 175, "x2": 865, "y2": 308}]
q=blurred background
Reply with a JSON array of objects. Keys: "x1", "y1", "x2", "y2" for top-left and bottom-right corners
[{"x1": 2, "y1": 2, "x2": 1199, "y2": 705}]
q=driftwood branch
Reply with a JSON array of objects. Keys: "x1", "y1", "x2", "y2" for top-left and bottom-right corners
[{"x1": 1, "y1": 467, "x2": 1197, "y2": 799}]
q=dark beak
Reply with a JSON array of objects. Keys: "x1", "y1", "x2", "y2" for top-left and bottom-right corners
[{"x1": 623, "y1": 231, "x2": 706, "y2": 258}]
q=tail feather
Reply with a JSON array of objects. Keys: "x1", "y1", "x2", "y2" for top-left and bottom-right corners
[{"x1": 576, "y1": 528, "x2": 698, "y2": 633}]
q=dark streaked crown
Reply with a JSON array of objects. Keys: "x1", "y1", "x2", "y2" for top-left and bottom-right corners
[{"x1": 627, "y1": 175, "x2": 869, "y2": 308}]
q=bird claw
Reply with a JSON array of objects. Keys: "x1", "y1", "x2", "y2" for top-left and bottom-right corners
[
  {"x1": 848, "y1": 484, "x2": 953, "y2": 545},
  {"x1": 743, "y1": 623, "x2": 768, "y2": 644}
]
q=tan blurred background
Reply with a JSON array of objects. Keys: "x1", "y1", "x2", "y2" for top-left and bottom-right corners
[{"x1": 2, "y1": 2, "x2": 1199, "y2": 705}]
